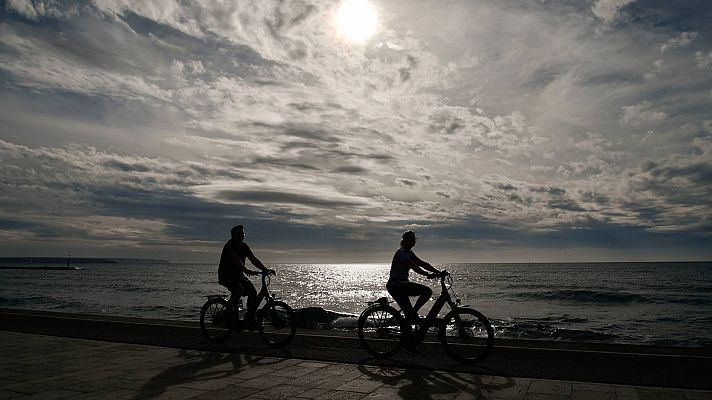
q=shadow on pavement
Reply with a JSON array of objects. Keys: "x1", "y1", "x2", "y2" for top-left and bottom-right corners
[
  {"x1": 357, "y1": 359, "x2": 514, "y2": 399},
  {"x1": 132, "y1": 345, "x2": 290, "y2": 399}
]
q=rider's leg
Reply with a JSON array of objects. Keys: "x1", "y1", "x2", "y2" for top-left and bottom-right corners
[
  {"x1": 387, "y1": 283, "x2": 416, "y2": 322},
  {"x1": 224, "y1": 281, "x2": 241, "y2": 310},
  {"x1": 241, "y1": 279, "x2": 258, "y2": 321},
  {"x1": 387, "y1": 283, "x2": 414, "y2": 338},
  {"x1": 407, "y1": 282, "x2": 432, "y2": 317}
]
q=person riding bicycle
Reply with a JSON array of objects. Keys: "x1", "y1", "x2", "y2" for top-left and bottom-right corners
[
  {"x1": 387, "y1": 230, "x2": 443, "y2": 330},
  {"x1": 218, "y1": 225, "x2": 273, "y2": 329}
]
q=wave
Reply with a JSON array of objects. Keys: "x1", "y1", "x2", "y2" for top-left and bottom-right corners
[
  {"x1": 514, "y1": 289, "x2": 650, "y2": 304},
  {"x1": 665, "y1": 296, "x2": 712, "y2": 306},
  {"x1": 492, "y1": 317, "x2": 618, "y2": 342},
  {"x1": 294, "y1": 307, "x2": 357, "y2": 329},
  {"x1": 547, "y1": 328, "x2": 619, "y2": 342},
  {"x1": 535, "y1": 315, "x2": 589, "y2": 324},
  {"x1": 103, "y1": 283, "x2": 173, "y2": 293},
  {"x1": 0, "y1": 295, "x2": 61, "y2": 307},
  {"x1": 0, "y1": 295, "x2": 84, "y2": 309}
]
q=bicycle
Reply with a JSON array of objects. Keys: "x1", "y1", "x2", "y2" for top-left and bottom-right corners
[
  {"x1": 200, "y1": 270, "x2": 296, "y2": 348},
  {"x1": 357, "y1": 270, "x2": 494, "y2": 363}
]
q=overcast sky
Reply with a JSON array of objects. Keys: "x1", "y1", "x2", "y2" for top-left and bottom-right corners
[{"x1": 1, "y1": 0, "x2": 711, "y2": 263}]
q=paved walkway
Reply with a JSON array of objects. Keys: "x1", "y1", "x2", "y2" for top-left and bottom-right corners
[{"x1": 1, "y1": 331, "x2": 711, "y2": 400}]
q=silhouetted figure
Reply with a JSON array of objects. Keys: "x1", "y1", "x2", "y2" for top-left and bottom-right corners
[
  {"x1": 218, "y1": 225, "x2": 272, "y2": 329},
  {"x1": 387, "y1": 231, "x2": 443, "y2": 325}
]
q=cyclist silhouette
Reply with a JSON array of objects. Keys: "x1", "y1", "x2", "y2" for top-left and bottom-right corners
[
  {"x1": 218, "y1": 225, "x2": 272, "y2": 329},
  {"x1": 387, "y1": 231, "x2": 443, "y2": 328}
]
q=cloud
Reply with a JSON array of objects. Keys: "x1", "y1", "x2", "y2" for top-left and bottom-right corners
[
  {"x1": 216, "y1": 189, "x2": 367, "y2": 208},
  {"x1": 4, "y1": 0, "x2": 40, "y2": 19},
  {"x1": 3, "y1": 0, "x2": 72, "y2": 20},
  {"x1": 621, "y1": 101, "x2": 667, "y2": 127},
  {"x1": 1, "y1": 0, "x2": 711, "y2": 261},
  {"x1": 591, "y1": 0, "x2": 636, "y2": 25},
  {"x1": 0, "y1": 23, "x2": 171, "y2": 103},
  {"x1": 696, "y1": 51, "x2": 712, "y2": 69},
  {"x1": 660, "y1": 32, "x2": 698, "y2": 53},
  {"x1": 704, "y1": 121, "x2": 712, "y2": 134}
]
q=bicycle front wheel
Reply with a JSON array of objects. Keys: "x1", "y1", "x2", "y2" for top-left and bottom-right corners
[
  {"x1": 200, "y1": 298, "x2": 232, "y2": 343},
  {"x1": 258, "y1": 300, "x2": 296, "y2": 348},
  {"x1": 357, "y1": 305, "x2": 403, "y2": 358},
  {"x1": 440, "y1": 308, "x2": 494, "y2": 363}
]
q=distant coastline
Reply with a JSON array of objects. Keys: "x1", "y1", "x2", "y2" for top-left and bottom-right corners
[{"x1": 0, "y1": 257, "x2": 170, "y2": 264}]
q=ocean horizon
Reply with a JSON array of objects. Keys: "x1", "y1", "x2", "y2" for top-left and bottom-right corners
[{"x1": 1, "y1": 261, "x2": 711, "y2": 348}]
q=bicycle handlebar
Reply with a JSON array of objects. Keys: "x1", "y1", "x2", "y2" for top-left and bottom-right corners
[
  {"x1": 428, "y1": 270, "x2": 449, "y2": 280},
  {"x1": 249, "y1": 269, "x2": 275, "y2": 276}
]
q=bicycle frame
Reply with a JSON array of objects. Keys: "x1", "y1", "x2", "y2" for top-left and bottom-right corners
[
  {"x1": 201, "y1": 270, "x2": 297, "y2": 348},
  {"x1": 225, "y1": 272, "x2": 276, "y2": 317},
  {"x1": 358, "y1": 270, "x2": 494, "y2": 363},
  {"x1": 256, "y1": 272, "x2": 277, "y2": 307},
  {"x1": 410, "y1": 274, "x2": 457, "y2": 344}
]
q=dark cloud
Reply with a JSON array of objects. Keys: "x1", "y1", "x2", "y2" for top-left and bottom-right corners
[
  {"x1": 429, "y1": 111, "x2": 466, "y2": 135},
  {"x1": 217, "y1": 189, "x2": 365, "y2": 208},
  {"x1": 490, "y1": 182, "x2": 518, "y2": 191},
  {"x1": 333, "y1": 165, "x2": 368, "y2": 174},
  {"x1": 119, "y1": 11, "x2": 272, "y2": 78},
  {"x1": 581, "y1": 191, "x2": 611, "y2": 205},
  {"x1": 77, "y1": 185, "x2": 359, "y2": 249},
  {"x1": 657, "y1": 162, "x2": 712, "y2": 184},
  {"x1": 548, "y1": 199, "x2": 586, "y2": 212},
  {"x1": 581, "y1": 71, "x2": 644, "y2": 86},
  {"x1": 524, "y1": 64, "x2": 567, "y2": 89},
  {"x1": 396, "y1": 178, "x2": 417, "y2": 187},
  {"x1": 398, "y1": 54, "x2": 418, "y2": 82},
  {"x1": 250, "y1": 122, "x2": 341, "y2": 143},
  {"x1": 103, "y1": 160, "x2": 150, "y2": 173},
  {"x1": 507, "y1": 193, "x2": 528, "y2": 205},
  {"x1": 627, "y1": 159, "x2": 712, "y2": 210},
  {"x1": 531, "y1": 186, "x2": 567, "y2": 196},
  {"x1": 249, "y1": 156, "x2": 320, "y2": 171},
  {"x1": 0, "y1": 217, "x2": 41, "y2": 231}
]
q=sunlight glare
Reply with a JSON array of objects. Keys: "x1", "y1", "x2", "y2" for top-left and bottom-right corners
[{"x1": 336, "y1": 0, "x2": 378, "y2": 44}]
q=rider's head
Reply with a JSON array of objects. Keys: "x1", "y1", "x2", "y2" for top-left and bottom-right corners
[
  {"x1": 400, "y1": 230, "x2": 417, "y2": 249},
  {"x1": 231, "y1": 225, "x2": 245, "y2": 242}
]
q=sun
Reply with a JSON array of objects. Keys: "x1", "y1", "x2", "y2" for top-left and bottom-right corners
[{"x1": 335, "y1": 0, "x2": 378, "y2": 44}]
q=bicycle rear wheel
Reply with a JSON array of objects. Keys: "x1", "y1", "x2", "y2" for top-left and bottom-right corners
[
  {"x1": 200, "y1": 297, "x2": 232, "y2": 343},
  {"x1": 357, "y1": 305, "x2": 402, "y2": 358},
  {"x1": 440, "y1": 308, "x2": 494, "y2": 363},
  {"x1": 258, "y1": 300, "x2": 296, "y2": 348}
]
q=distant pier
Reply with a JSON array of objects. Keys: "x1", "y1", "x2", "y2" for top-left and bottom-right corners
[{"x1": 0, "y1": 266, "x2": 83, "y2": 270}]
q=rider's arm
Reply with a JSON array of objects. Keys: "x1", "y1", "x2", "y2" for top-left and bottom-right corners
[
  {"x1": 410, "y1": 262, "x2": 431, "y2": 277},
  {"x1": 248, "y1": 253, "x2": 267, "y2": 272},
  {"x1": 410, "y1": 252, "x2": 440, "y2": 275},
  {"x1": 229, "y1": 252, "x2": 249, "y2": 274},
  {"x1": 246, "y1": 246, "x2": 271, "y2": 274},
  {"x1": 405, "y1": 256, "x2": 436, "y2": 278}
]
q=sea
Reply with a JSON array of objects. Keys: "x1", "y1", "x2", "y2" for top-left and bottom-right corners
[{"x1": 1, "y1": 262, "x2": 711, "y2": 347}]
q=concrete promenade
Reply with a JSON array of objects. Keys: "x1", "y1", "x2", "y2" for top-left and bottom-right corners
[
  {"x1": 1, "y1": 309, "x2": 712, "y2": 399},
  {"x1": 2, "y1": 330, "x2": 712, "y2": 400}
]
